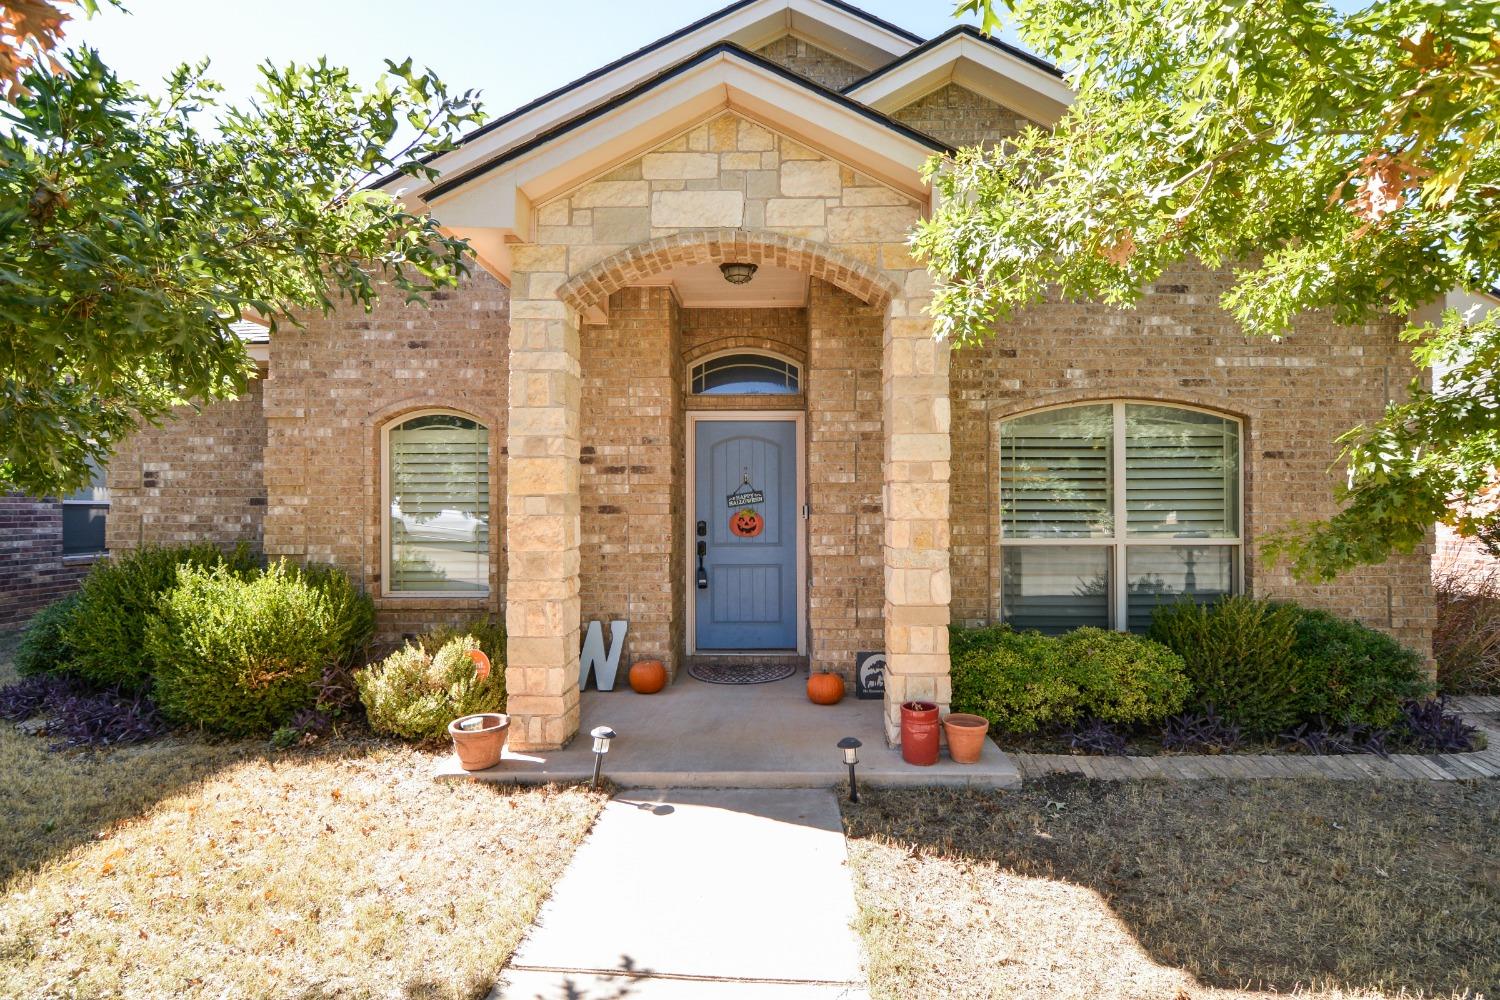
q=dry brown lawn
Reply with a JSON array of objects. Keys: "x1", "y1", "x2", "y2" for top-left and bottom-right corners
[
  {"x1": 843, "y1": 778, "x2": 1498, "y2": 1000},
  {"x1": 0, "y1": 631, "x2": 605, "y2": 999}
]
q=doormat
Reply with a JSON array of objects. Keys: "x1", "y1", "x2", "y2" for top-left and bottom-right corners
[{"x1": 687, "y1": 662, "x2": 797, "y2": 685}]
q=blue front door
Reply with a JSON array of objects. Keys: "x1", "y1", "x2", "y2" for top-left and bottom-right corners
[{"x1": 694, "y1": 419, "x2": 799, "y2": 650}]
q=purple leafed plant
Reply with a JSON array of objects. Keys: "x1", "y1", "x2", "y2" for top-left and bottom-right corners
[
  {"x1": 0, "y1": 674, "x2": 77, "y2": 721},
  {"x1": 1397, "y1": 698, "x2": 1479, "y2": 753},
  {"x1": 1278, "y1": 719, "x2": 1393, "y2": 758},
  {"x1": 1063, "y1": 717, "x2": 1128, "y2": 756},
  {"x1": 1161, "y1": 705, "x2": 1243, "y2": 753},
  {"x1": 289, "y1": 707, "x2": 332, "y2": 737},
  {"x1": 313, "y1": 661, "x2": 360, "y2": 718},
  {"x1": 0, "y1": 675, "x2": 166, "y2": 749}
]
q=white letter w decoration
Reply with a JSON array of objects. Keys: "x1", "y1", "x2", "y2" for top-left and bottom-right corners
[{"x1": 579, "y1": 620, "x2": 628, "y2": 691}]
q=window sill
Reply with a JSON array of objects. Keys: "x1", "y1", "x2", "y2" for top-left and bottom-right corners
[
  {"x1": 61, "y1": 551, "x2": 107, "y2": 565},
  {"x1": 373, "y1": 594, "x2": 492, "y2": 611}
]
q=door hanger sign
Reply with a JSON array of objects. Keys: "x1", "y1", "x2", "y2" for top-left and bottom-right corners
[{"x1": 726, "y1": 468, "x2": 765, "y2": 538}]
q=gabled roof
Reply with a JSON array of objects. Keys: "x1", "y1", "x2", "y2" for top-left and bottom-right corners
[
  {"x1": 844, "y1": 24, "x2": 1071, "y2": 125},
  {"x1": 376, "y1": 0, "x2": 926, "y2": 197},
  {"x1": 424, "y1": 42, "x2": 952, "y2": 282},
  {"x1": 424, "y1": 42, "x2": 949, "y2": 203}
]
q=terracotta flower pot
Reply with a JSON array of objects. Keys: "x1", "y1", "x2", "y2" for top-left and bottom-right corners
[
  {"x1": 943, "y1": 713, "x2": 989, "y2": 764},
  {"x1": 449, "y1": 713, "x2": 509, "y2": 771},
  {"x1": 629, "y1": 660, "x2": 668, "y2": 694},
  {"x1": 900, "y1": 701, "x2": 940, "y2": 766},
  {"x1": 807, "y1": 672, "x2": 845, "y2": 705}
]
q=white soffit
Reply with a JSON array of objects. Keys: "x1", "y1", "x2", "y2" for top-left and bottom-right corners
[
  {"x1": 846, "y1": 30, "x2": 1073, "y2": 127},
  {"x1": 639, "y1": 261, "x2": 810, "y2": 309},
  {"x1": 378, "y1": 0, "x2": 918, "y2": 202},
  {"x1": 424, "y1": 49, "x2": 943, "y2": 283}
]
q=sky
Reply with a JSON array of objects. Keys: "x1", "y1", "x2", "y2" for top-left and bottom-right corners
[{"x1": 69, "y1": 1, "x2": 990, "y2": 116}]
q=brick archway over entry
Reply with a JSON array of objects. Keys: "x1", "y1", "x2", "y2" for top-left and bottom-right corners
[
  {"x1": 557, "y1": 230, "x2": 901, "y2": 316},
  {"x1": 505, "y1": 228, "x2": 949, "y2": 752}
]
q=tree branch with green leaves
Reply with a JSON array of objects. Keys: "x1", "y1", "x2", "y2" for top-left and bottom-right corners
[
  {"x1": 0, "y1": 3, "x2": 483, "y2": 497},
  {"x1": 923, "y1": 0, "x2": 1499, "y2": 580}
]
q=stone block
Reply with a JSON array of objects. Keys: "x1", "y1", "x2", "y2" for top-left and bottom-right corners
[
  {"x1": 650, "y1": 190, "x2": 745, "y2": 228},
  {"x1": 780, "y1": 160, "x2": 841, "y2": 198}
]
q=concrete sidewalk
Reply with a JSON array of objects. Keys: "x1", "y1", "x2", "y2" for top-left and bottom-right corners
[{"x1": 491, "y1": 788, "x2": 869, "y2": 999}]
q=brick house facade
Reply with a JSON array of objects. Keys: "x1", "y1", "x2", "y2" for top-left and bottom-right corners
[{"x1": 4, "y1": 2, "x2": 1443, "y2": 750}]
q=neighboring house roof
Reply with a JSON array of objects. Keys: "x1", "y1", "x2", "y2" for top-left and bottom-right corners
[
  {"x1": 229, "y1": 319, "x2": 270, "y2": 344},
  {"x1": 843, "y1": 24, "x2": 1071, "y2": 125}
]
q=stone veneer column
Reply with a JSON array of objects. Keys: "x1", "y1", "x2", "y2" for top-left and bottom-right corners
[
  {"x1": 505, "y1": 252, "x2": 582, "y2": 751},
  {"x1": 880, "y1": 289, "x2": 952, "y2": 744}
]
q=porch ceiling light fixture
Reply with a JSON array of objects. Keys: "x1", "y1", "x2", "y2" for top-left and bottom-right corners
[
  {"x1": 719, "y1": 262, "x2": 758, "y2": 285},
  {"x1": 590, "y1": 725, "x2": 617, "y2": 790},
  {"x1": 838, "y1": 736, "x2": 862, "y2": 803}
]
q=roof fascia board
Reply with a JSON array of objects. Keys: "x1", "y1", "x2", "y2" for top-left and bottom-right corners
[
  {"x1": 377, "y1": 0, "x2": 919, "y2": 196},
  {"x1": 847, "y1": 30, "x2": 1072, "y2": 125}
]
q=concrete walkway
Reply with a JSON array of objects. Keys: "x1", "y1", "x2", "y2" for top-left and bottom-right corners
[
  {"x1": 1016, "y1": 697, "x2": 1500, "y2": 782},
  {"x1": 491, "y1": 788, "x2": 869, "y2": 999}
]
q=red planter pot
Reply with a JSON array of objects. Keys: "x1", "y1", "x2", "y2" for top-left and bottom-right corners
[{"x1": 900, "y1": 701, "x2": 940, "y2": 766}]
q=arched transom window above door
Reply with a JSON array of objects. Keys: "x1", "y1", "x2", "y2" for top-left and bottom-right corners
[
  {"x1": 999, "y1": 401, "x2": 1243, "y2": 633},
  {"x1": 690, "y1": 351, "x2": 801, "y2": 396}
]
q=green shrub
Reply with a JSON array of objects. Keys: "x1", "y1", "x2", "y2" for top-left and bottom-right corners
[
  {"x1": 147, "y1": 560, "x2": 373, "y2": 736},
  {"x1": 15, "y1": 595, "x2": 81, "y2": 677},
  {"x1": 356, "y1": 634, "x2": 506, "y2": 742},
  {"x1": 61, "y1": 542, "x2": 258, "y2": 691},
  {"x1": 950, "y1": 625, "x2": 1079, "y2": 733},
  {"x1": 1289, "y1": 606, "x2": 1431, "y2": 727},
  {"x1": 1055, "y1": 627, "x2": 1191, "y2": 725},
  {"x1": 414, "y1": 616, "x2": 507, "y2": 667},
  {"x1": 296, "y1": 562, "x2": 377, "y2": 664},
  {"x1": 1149, "y1": 596, "x2": 1315, "y2": 737}
]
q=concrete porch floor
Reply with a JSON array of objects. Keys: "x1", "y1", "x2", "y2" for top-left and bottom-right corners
[{"x1": 436, "y1": 671, "x2": 1021, "y2": 788}]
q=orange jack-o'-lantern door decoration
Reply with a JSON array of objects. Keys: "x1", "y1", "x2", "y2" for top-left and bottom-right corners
[{"x1": 729, "y1": 506, "x2": 764, "y2": 537}]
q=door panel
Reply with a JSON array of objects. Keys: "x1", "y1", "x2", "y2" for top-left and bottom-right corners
[{"x1": 694, "y1": 419, "x2": 798, "y2": 650}]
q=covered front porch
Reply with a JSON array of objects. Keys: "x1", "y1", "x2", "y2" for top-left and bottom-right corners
[{"x1": 437, "y1": 668, "x2": 1020, "y2": 788}]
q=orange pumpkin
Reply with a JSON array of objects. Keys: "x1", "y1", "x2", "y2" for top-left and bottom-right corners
[
  {"x1": 629, "y1": 659, "x2": 668, "y2": 694},
  {"x1": 807, "y1": 672, "x2": 845, "y2": 705},
  {"x1": 729, "y1": 508, "x2": 764, "y2": 537}
]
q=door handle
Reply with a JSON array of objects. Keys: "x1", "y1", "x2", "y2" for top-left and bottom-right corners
[{"x1": 696, "y1": 539, "x2": 709, "y2": 589}]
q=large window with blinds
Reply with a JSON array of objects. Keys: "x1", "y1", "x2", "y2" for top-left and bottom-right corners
[
  {"x1": 999, "y1": 401, "x2": 1241, "y2": 633},
  {"x1": 383, "y1": 412, "x2": 490, "y2": 595}
]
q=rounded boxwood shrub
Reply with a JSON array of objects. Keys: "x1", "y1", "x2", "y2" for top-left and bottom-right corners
[
  {"x1": 1289, "y1": 606, "x2": 1431, "y2": 728},
  {"x1": 15, "y1": 594, "x2": 82, "y2": 677},
  {"x1": 147, "y1": 560, "x2": 375, "y2": 736},
  {"x1": 950, "y1": 625, "x2": 1078, "y2": 733},
  {"x1": 1149, "y1": 596, "x2": 1316, "y2": 737},
  {"x1": 61, "y1": 542, "x2": 259, "y2": 691},
  {"x1": 1055, "y1": 627, "x2": 1191, "y2": 725},
  {"x1": 356, "y1": 632, "x2": 506, "y2": 743}
]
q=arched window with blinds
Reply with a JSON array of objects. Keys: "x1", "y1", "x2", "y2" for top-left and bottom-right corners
[
  {"x1": 999, "y1": 401, "x2": 1241, "y2": 633},
  {"x1": 383, "y1": 412, "x2": 490, "y2": 595}
]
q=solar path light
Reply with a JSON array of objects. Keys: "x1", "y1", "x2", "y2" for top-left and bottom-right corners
[{"x1": 590, "y1": 726, "x2": 616, "y2": 790}]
